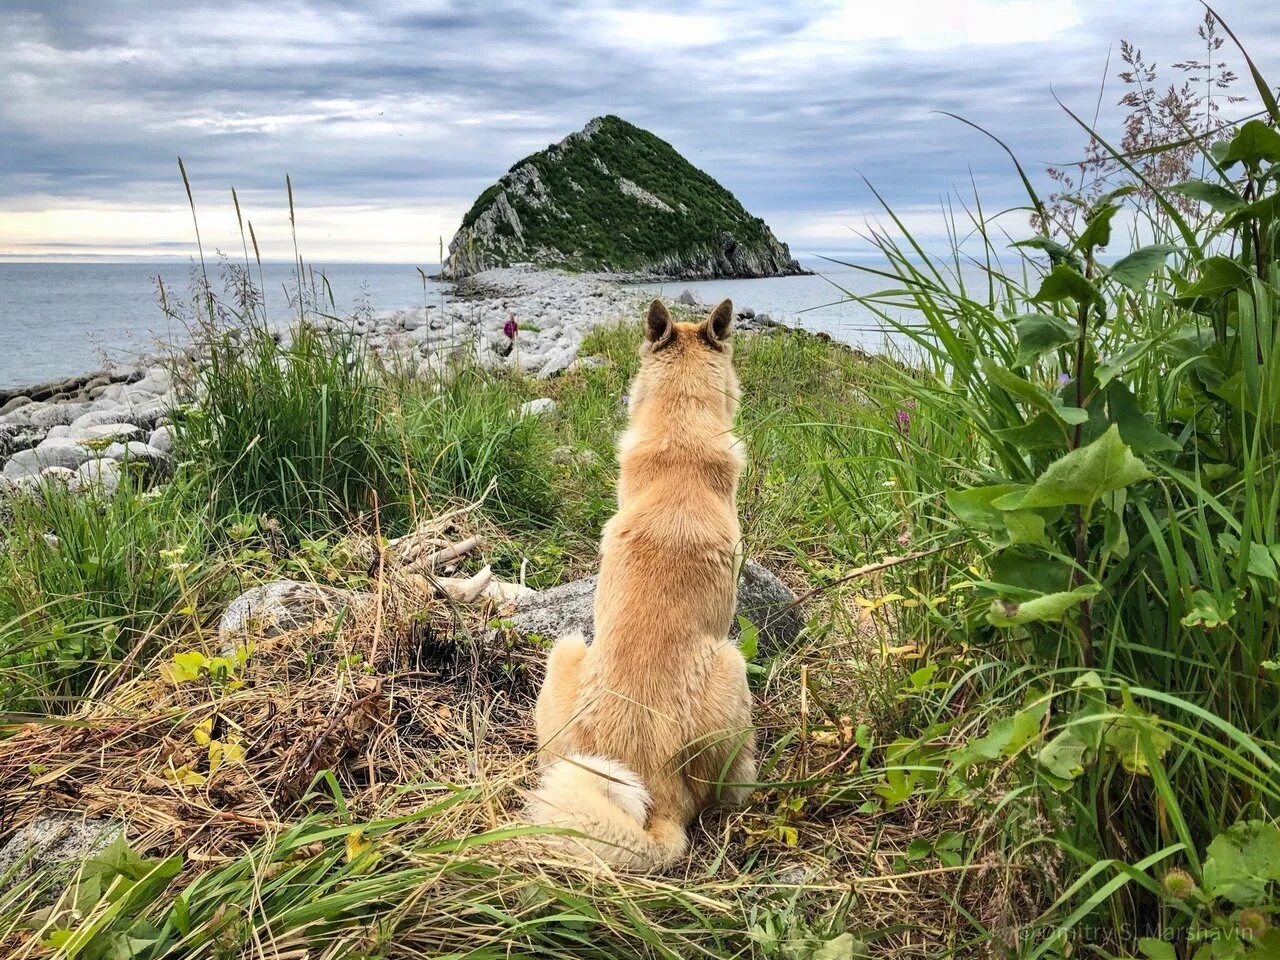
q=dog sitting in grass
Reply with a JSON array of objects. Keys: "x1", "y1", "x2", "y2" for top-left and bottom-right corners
[{"x1": 525, "y1": 297, "x2": 756, "y2": 871}]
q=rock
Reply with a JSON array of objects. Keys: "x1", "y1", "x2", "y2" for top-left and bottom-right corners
[
  {"x1": 219, "y1": 581, "x2": 371, "y2": 641},
  {"x1": 0, "y1": 814, "x2": 124, "y2": 895},
  {"x1": 72, "y1": 422, "x2": 142, "y2": 443},
  {"x1": 39, "y1": 466, "x2": 78, "y2": 486},
  {"x1": 738, "y1": 307, "x2": 755, "y2": 319},
  {"x1": 0, "y1": 395, "x2": 32, "y2": 416},
  {"x1": 148, "y1": 424, "x2": 175, "y2": 455},
  {"x1": 503, "y1": 560, "x2": 802, "y2": 656},
  {"x1": 676, "y1": 289, "x2": 700, "y2": 306},
  {"x1": 71, "y1": 458, "x2": 122, "y2": 496},
  {"x1": 100, "y1": 441, "x2": 170, "y2": 468},
  {"x1": 2, "y1": 400, "x2": 87, "y2": 434},
  {"x1": 3, "y1": 438, "x2": 96, "y2": 478},
  {"x1": 568, "y1": 355, "x2": 611, "y2": 373},
  {"x1": 69, "y1": 408, "x2": 134, "y2": 431},
  {"x1": 518, "y1": 398, "x2": 557, "y2": 418}
]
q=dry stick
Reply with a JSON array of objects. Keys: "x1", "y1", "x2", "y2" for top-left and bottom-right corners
[
  {"x1": 369, "y1": 491, "x2": 386, "y2": 666},
  {"x1": 784, "y1": 544, "x2": 955, "y2": 609},
  {"x1": 412, "y1": 535, "x2": 482, "y2": 573}
]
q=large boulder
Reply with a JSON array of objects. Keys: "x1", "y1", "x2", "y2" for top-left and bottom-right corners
[
  {"x1": 0, "y1": 814, "x2": 123, "y2": 894},
  {"x1": 219, "y1": 581, "x2": 371, "y2": 641},
  {"x1": 503, "y1": 559, "x2": 803, "y2": 656},
  {"x1": 3, "y1": 438, "x2": 96, "y2": 478}
]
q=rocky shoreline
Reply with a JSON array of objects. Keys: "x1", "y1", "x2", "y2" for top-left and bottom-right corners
[{"x1": 0, "y1": 265, "x2": 791, "y2": 495}]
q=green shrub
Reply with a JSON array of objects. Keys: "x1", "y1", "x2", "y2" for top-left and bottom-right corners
[
  {"x1": 840, "y1": 27, "x2": 1280, "y2": 953},
  {"x1": 174, "y1": 320, "x2": 407, "y2": 538}
]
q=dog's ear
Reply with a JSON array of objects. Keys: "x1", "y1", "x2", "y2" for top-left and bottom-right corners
[
  {"x1": 701, "y1": 299, "x2": 733, "y2": 345},
  {"x1": 645, "y1": 299, "x2": 675, "y2": 349}
]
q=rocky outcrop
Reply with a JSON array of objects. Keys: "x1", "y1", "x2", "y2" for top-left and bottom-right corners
[{"x1": 442, "y1": 116, "x2": 804, "y2": 281}]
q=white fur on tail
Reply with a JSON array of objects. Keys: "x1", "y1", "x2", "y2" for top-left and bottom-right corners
[{"x1": 524, "y1": 753, "x2": 685, "y2": 870}]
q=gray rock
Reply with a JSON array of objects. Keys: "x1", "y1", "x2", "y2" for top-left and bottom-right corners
[
  {"x1": 0, "y1": 395, "x2": 33, "y2": 416},
  {"x1": 147, "y1": 424, "x2": 175, "y2": 455},
  {"x1": 3, "y1": 438, "x2": 96, "y2": 478},
  {"x1": 535, "y1": 347, "x2": 577, "y2": 379},
  {"x1": 0, "y1": 814, "x2": 124, "y2": 895},
  {"x1": 71, "y1": 459, "x2": 122, "y2": 496},
  {"x1": 518, "y1": 397, "x2": 557, "y2": 418},
  {"x1": 676, "y1": 289, "x2": 699, "y2": 306},
  {"x1": 39, "y1": 466, "x2": 78, "y2": 486},
  {"x1": 503, "y1": 560, "x2": 802, "y2": 656},
  {"x1": 568, "y1": 355, "x2": 611, "y2": 373},
  {"x1": 738, "y1": 307, "x2": 755, "y2": 320},
  {"x1": 69, "y1": 408, "x2": 133, "y2": 431},
  {"x1": 219, "y1": 580, "x2": 371, "y2": 642},
  {"x1": 100, "y1": 441, "x2": 169, "y2": 468},
  {"x1": 72, "y1": 422, "x2": 141, "y2": 443},
  {"x1": 2, "y1": 400, "x2": 87, "y2": 433}
]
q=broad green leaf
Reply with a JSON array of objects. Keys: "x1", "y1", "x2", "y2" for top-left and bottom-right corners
[
  {"x1": 1138, "y1": 938, "x2": 1178, "y2": 960},
  {"x1": 1107, "y1": 244, "x2": 1178, "y2": 291},
  {"x1": 736, "y1": 615, "x2": 759, "y2": 660},
  {"x1": 1202, "y1": 820, "x2": 1280, "y2": 905},
  {"x1": 1180, "y1": 589, "x2": 1236, "y2": 629},
  {"x1": 990, "y1": 550, "x2": 1073, "y2": 595},
  {"x1": 981, "y1": 357, "x2": 1089, "y2": 427},
  {"x1": 1012, "y1": 236, "x2": 1080, "y2": 269},
  {"x1": 993, "y1": 425, "x2": 1151, "y2": 510},
  {"x1": 1032, "y1": 263, "x2": 1102, "y2": 309},
  {"x1": 1106, "y1": 381, "x2": 1180, "y2": 454},
  {"x1": 1013, "y1": 313, "x2": 1079, "y2": 364},
  {"x1": 1037, "y1": 727, "x2": 1092, "y2": 780},
  {"x1": 987, "y1": 585, "x2": 1100, "y2": 627},
  {"x1": 1074, "y1": 201, "x2": 1121, "y2": 253},
  {"x1": 1102, "y1": 712, "x2": 1172, "y2": 776},
  {"x1": 1178, "y1": 256, "x2": 1252, "y2": 301},
  {"x1": 1218, "y1": 119, "x2": 1280, "y2": 169},
  {"x1": 967, "y1": 693, "x2": 1049, "y2": 761},
  {"x1": 948, "y1": 484, "x2": 1024, "y2": 529},
  {"x1": 1004, "y1": 510, "x2": 1048, "y2": 546},
  {"x1": 1219, "y1": 534, "x2": 1280, "y2": 582},
  {"x1": 1169, "y1": 180, "x2": 1244, "y2": 214},
  {"x1": 995, "y1": 412, "x2": 1070, "y2": 451}
]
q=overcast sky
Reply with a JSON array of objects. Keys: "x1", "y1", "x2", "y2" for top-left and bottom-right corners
[{"x1": 1, "y1": 0, "x2": 1277, "y2": 263}]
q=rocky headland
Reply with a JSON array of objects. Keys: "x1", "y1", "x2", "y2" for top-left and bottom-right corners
[{"x1": 441, "y1": 116, "x2": 806, "y2": 280}]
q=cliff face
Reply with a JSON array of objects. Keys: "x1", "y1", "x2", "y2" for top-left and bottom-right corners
[{"x1": 441, "y1": 116, "x2": 804, "y2": 280}]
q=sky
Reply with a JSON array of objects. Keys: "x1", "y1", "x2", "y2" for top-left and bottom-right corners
[{"x1": 1, "y1": 0, "x2": 1277, "y2": 263}]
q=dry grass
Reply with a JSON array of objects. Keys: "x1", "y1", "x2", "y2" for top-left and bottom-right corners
[{"x1": 0, "y1": 521, "x2": 1045, "y2": 957}]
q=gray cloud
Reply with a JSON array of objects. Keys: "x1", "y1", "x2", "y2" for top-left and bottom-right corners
[{"x1": 2, "y1": 0, "x2": 1278, "y2": 256}]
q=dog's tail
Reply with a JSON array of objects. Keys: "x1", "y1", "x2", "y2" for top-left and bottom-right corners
[{"x1": 523, "y1": 754, "x2": 687, "y2": 871}]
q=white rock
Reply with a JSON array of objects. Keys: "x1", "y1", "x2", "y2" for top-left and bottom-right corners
[
  {"x1": 4, "y1": 438, "x2": 96, "y2": 478},
  {"x1": 518, "y1": 397, "x2": 557, "y2": 418},
  {"x1": 148, "y1": 424, "x2": 175, "y2": 455},
  {"x1": 71, "y1": 459, "x2": 122, "y2": 496}
]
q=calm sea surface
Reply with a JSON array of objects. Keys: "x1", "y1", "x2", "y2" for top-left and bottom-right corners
[{"x1": 0, "y1": 257, "x2": 912, "y2": 389}]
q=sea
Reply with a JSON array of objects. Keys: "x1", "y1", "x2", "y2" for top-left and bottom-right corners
[{"x1": 0, "y1": 257, "x2": 910, "y2": 389}]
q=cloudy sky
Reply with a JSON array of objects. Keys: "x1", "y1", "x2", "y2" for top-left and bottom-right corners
[{"x1": 1, "y1": 0, "x2": 1277, "y2": 263}]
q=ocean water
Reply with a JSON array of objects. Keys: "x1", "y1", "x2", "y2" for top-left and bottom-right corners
[
  {"x1": 0, "y1": 261, "x2": 449, "y2": 389},
  {"x1": 0, "y1": 257, "x2": 909, "y2": 389}
]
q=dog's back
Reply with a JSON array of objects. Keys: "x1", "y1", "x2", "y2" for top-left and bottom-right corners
[{"x1": 526, "y1": 299, "x2": 756, "y2": 870}]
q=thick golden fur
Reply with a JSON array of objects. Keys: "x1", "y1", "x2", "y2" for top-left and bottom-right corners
[{"x1": 525, "y1": 298, "x2": 756, "y2": 871}]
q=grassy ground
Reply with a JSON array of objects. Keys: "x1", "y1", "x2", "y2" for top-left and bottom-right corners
[{"x1": 3, "y1": 310, "x2": 1000, "y2": 959}]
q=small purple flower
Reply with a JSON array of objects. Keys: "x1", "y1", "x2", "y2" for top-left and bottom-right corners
[
  {"x1": 1057, "y1": 373, "x2": 1071, "y2": 385},
  {"x1": 503, "y1": 314, "x2": 519, "y2": 339},
  {"x1": 621, "y1": 393, "x2": 630, "y2": 407}
]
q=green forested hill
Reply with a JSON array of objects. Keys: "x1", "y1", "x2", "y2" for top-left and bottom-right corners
[{"x1": 442, "y1": 116, "x2": 803, "y2": 279}]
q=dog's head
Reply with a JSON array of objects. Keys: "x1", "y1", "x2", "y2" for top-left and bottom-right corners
[{"x1": 629, "y1": 298, "x2": 739, "y2": 421}]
